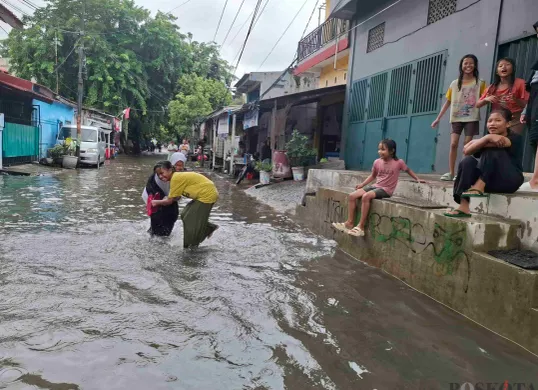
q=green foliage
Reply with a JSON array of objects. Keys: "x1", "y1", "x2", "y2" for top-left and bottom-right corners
[
  {"x1": 285, "y1": 130, "x2": 317, "y2": 166},
  {"x1": 254, "y1": 161, "x2": 273, "y2": 172},
  {"x1": 48, "y1": 144, "x2": 68, "y2": 159},
  {"x1": 1, "y1": 0, "x2": 233, "y2": 150},
  {"x1": 168, "y1": 74, "x2": 231, "y2": 139},
  {"x1": 319, "y1": 158, "x2": 328, "y2": 163}
]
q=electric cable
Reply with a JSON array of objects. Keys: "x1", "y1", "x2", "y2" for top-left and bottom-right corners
[
  {"x1": 232, "y1": 0, "x2": 263, "y2": 75},
  {"x1": 213, "y1": 0, "x2": 229, "y2": 42},
  {"x1": 220, "y1": 0, "x2": 246, "y2": 47},
  {"x1": 256, "y1": 0, "x2": 311, "y2": 71}
]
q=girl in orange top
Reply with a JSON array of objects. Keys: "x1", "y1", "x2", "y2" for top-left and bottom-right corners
[{"x1": 477, "y1": 58, "x2": 529, "y2": 134}]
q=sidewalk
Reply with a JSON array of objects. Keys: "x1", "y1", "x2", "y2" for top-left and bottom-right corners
[{"x1": 1, "y1": 162, "x2": 65, "y2": 176}]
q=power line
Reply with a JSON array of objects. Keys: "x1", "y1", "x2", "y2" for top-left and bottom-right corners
[
  {"x1": 16, "y1": 0, "x2": 36, "y2": 10},
  {"x1": 301, "y1": 0, "x2": 320, "y2": 40},
  {"x1": 253, "y1": 0, "x2": 271, "y2": 26},
  {"x1": 0, "y1": 24, "x2": 8, "y2": 35},
  {"x1": 53, "y1": 38, "x2": 80, "y2": 73},
  {"x1": 232, "y1": 0, "x2": 263, "y2": 75},
  {"x1": 0, "y1": 0, "x2": 31, "y2": 16},
  {"x1": 213, "y1": 0, "x2": 229, "y2": 42},
  {"x1": 167, "y1": 0, "x2": 193, "y2": 14},
  {"x1": 59, "y1": 80, "x2": 165, "y2": 114},
  {"x1": 220, "y1": 0, "x2": 246, "y2": 47},
  {"x1": 256, "y1": 0, "x2": 311, "y2": 71},
  {"x1": 229, "y1": 0, "x2": 270, "y2": 63}
]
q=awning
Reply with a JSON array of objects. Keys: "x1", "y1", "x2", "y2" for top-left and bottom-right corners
[
  {"x1": 258, "y1": 84, "x2": 346, "y2": 111},
  {"x1": 0, "y1": 73, "x2": 53, "y2": 103},
  {"x1": 0, "y1": 4, "x2": 23, "y2": 29}
]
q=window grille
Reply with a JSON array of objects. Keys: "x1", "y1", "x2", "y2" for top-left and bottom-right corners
[
  {"x1": 367, "y1": 23, "x2": 385, "y2": 53},
  {"x1": 427, "y1": 0, "x2": 457, "y2": 25}
]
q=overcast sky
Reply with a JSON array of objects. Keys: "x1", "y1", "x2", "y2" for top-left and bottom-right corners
[{"x1": 1, "y1": 0, "x2": 323, "y2": 77}]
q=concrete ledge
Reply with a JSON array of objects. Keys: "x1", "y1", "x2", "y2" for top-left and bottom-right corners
[
  {"x1": 297, "y1": 186, "x2": 538, "y2": 354},
  {"x1": 306, "y1": 169, "x2": 538, "y2": 250}
]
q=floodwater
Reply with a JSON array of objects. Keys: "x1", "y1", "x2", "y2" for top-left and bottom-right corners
[{"x1": 0, "y1": 157, "x2": 537, "y2": 390}]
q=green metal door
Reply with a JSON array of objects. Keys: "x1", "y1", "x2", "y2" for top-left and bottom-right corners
[
  {"x1": 2, "y1": 122, "x2": 40, "y2": 163},
  {"x1": 499, "y1": 36, "x2": 538, "y2": 172},
  {"x1": 346, "y1": 79, "x2": 367, "y2": 169},
  {"x1": 385, "y1": 63, "x2": 413, "y2": 161},
  {"x1": 345, "y1": 51, "x2": 446, "y2": 173},
  {"x1": 407, "y1": 53, "x2": 446, "y2": 173}
]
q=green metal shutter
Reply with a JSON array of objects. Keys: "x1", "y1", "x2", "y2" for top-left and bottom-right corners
[
  {"x1": 367, "y1": 73, "x2": 388, "y2": 119},
  {"x1": 349, "y1": 79, "x2": 368, "y2": 123},
  {"x1": 387, "y1": 64, "x2": 413, "y2": 117},
  {"x1": 413, "y1": 53, "x2": 445, "y2": 114},
  {"x1": 2, "y1": 122, "x2": 40, "y2": 162}
]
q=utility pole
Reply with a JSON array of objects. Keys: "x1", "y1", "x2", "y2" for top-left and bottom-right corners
[{"x1": 76, "y1": 0, "x2": 86, "y2": 159}]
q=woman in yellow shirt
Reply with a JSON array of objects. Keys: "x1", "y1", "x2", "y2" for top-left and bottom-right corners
[{"x1": 152, "y1": 170, "x2": 219, "y2": 248}]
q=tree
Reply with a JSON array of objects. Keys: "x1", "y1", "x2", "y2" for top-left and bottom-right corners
[
  {"x1": 1, "y1": 0, "x2": 233, "y2": 152},
  {"x1": 168, "y1": 74, "x2": 232, "y2": 140}
]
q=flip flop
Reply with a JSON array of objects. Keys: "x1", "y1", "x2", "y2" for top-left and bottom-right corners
[
  {"x1": 440, "y1": 172, "x2": 453, "y2": 181},
  {"x1": 332, "y1": 222, "x2": 350, "y2": 233},
  {"x1": 462, "y1": 188, "x2": 488, "y2": 198},
  {"x1": 347, "y1": 226, "x2": 365, "y2": 237},
  {"x1": 443, "y1": 210, "x2": 472, "y2": 218}
]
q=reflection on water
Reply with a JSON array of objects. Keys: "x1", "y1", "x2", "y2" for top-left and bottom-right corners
[
  {"x1": 1, "y1": 157, "x2": 538, "y2": 389},
  {"x1": 0, "y1": 157, "x2": 339, "y2": 389}
]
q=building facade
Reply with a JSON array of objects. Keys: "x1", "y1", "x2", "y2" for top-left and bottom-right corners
[
  {"x1": 336, "y1": 0, "x2": 538, "y2": 173},
  {"x1": 295, "y1": 0, "x2": 350, "y2": 88}
]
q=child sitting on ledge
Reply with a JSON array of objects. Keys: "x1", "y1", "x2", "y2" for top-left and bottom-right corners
[{"x1": 333, "y1": 139, "x2": 425, "y2": 237}]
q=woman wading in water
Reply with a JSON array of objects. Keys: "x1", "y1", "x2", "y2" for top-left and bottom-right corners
[{"x1": 151, "y1": 171, "x2": 219, "y2": 248}]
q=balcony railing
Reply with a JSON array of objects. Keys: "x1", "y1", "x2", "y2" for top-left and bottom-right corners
[{"x1": 297, "y1": 18, "x2": 350, "y2": 62}]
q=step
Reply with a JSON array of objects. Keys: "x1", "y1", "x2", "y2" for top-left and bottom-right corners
[
  {"x1": 306, "y1": 169, "x2": 538, "y2": 250},
  {"x1": 313, "y1": 187, "x2": 521, "y2": 253}
]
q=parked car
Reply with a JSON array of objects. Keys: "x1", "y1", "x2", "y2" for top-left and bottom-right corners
[{"x1": 57, "y1": 125, "x2": 106, "y2": 166}]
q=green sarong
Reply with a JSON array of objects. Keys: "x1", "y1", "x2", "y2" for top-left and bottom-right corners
[{"x1": 181, "y1": 200, "x2": 218, "y2": 248}]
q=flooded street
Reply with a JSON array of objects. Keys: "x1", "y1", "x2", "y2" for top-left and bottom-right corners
[{"x1": 0, "y1": 157, "x2": 537, "y2": 390}]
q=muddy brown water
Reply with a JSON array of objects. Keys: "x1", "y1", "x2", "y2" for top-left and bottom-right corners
[{"x1": 0, "y1": 157, "x2": 537, "y2": 390}]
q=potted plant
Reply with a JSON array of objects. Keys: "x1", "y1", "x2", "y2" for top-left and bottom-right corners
[
  {"x1": 49, "y1": 144, "x2": 68, "y2": 166},
  {"x1": 255, "y1": 161, "x2": 273, "y2": 185},
  {"x1": 285, "y1": 130, "x2": 317, "y2": 181},
  {"x1": 62, "y1": 138, "x2": 79, "y2": 169}
]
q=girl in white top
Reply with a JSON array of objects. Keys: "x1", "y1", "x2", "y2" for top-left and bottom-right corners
[{"x1": 432, "y1": 54, "x2": 486, "y2": 181}]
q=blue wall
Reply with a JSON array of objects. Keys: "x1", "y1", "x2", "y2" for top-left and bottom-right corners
[{"x1": 33, "y1": 100, "x2": 75, "y2": 158}]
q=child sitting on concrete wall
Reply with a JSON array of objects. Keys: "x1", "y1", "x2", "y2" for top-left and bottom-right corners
[{"x1": 332, "y1": 139, "x2": 425, "y2": 237}]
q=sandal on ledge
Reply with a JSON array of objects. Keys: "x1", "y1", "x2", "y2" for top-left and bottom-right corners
[
  {"x1": 332, "y1": 222, "x2": 350, "y2": 233},
  {"x1": 443, "y1": 210, "x2": 472, "y2": 218},
  {"x1": 347, "y1": 226, "x2": 365, "y2": 237},
  {"x1": 462, "y1": 188, "x2": 488, "y2": 198}
]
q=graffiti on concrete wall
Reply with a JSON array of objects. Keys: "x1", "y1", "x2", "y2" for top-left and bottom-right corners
[
  {"x1": 368, "y1": 213, "x2": 470, "y2": 288},
  {"x1": 321, "y1": 197, "x2": 470, "y2": 290},
  {"x1": 324, "y1": 197, "x2": 346, "y2": 226}
]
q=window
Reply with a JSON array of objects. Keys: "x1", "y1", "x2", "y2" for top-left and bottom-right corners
[
  {"x1": 344, "y1": 72, "x2": 347, "y2": 81},
  {"x1": 325, "y1": 80, "x2": 329, "y2": 87},
  {"x1": 335, "y1": 77, "x2": 338, "y2": 84},
  {"x1": 427, "y1": 0, "x2": 457, "y2": 25},
  {"x1": 367, "y1": 22, "x2": 385, "y2": 53}
]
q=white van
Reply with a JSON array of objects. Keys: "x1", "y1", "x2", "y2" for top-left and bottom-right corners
[{"x1": 57, "y1": 125, "x2": 106, "y2": 166}]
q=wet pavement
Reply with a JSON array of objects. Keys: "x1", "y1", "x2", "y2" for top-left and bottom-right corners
[{"x1": 0, "y1": 156, "x2": 537, "y2": 390}]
